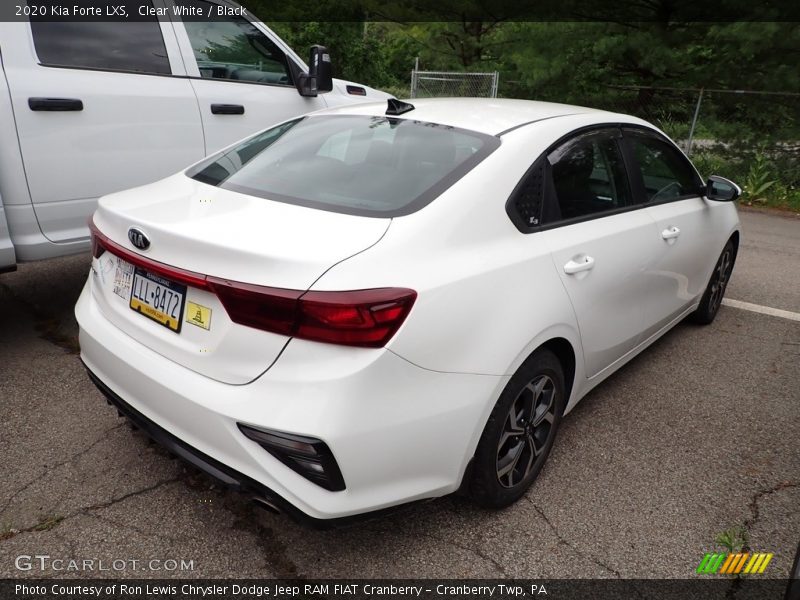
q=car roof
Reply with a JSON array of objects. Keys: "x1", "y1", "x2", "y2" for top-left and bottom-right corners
[{"x1": 315, "y1": 97, "x2": 622, "y2": 137}]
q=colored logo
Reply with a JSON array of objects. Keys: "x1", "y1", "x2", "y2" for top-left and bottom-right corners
[
  {"x1": 697, "y1": 552, "x2": 773, "y2": 575},
  {"x1": 186, "y1": 301, "x2": 212, "y2": 331}
]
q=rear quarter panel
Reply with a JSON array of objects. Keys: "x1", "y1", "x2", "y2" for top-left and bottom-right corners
[
  {"x1": 310, "y1": 116, "x2": 620, "y2": 378},
  {"x1": 310, "y1": 113, "x2": 663, "y2": 404}
]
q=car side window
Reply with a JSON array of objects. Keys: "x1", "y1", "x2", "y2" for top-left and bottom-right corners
[
  {"x1": 30, "y1": 16, "x2": 171, "y2": 74},
  {"x1": 505, "y1": 129, "x2": 635, "y2": 232},
  {"x1": 547, "y1": 133, "x2": 631, "y2": 221},
  {"x1": 176, "y1": 0, "x2": 292, "y2": 85},
  {"x1": 626, "y1": 133, "x2": 702, "y2": 203}
]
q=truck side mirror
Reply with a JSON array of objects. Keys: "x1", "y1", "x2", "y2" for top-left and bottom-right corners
[{"x1": 295, "y1": 45, "x2": 333, "y2": 97}]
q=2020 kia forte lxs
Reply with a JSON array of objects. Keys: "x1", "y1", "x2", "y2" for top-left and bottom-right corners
[{"x1": 75, "y1": 98, "x2": 741, "y2": 522}]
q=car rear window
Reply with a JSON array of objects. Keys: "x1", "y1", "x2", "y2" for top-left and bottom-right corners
[{"x1": 186, "y1": 115, "x2": 500, "y2": 217}]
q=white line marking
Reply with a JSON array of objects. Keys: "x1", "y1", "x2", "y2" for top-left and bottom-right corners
[{"x1": 722, "y1": 298, "x2": 800, "y2": 322}]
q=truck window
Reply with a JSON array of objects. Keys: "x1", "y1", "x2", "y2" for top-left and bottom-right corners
[
  {"x1": 29, "y1": 17, "x2": 171, "y2": 75},
  {"x1": 176, "y1": 0, "x2": 292, "y2": 86}
]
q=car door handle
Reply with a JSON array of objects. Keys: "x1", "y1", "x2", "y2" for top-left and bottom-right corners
[
  {"x1": 661, "y1": 226, "x2": 681, "y2": 240},
  {"x1": 211, "y1": 104, "x2": 245, "y2": 115},
  {"x1": 28, "y1": 97, "x2": 84, "y2": 111},
  {"x1": 564, "y1": 255, "x2": 595, "y2": 274}
]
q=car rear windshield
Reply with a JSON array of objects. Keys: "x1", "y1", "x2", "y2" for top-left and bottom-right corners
[{"x1": 186, "y1": 115, "x2": 500, "y2": 217}]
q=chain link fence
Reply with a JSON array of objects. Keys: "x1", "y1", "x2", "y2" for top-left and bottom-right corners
[
  {"x1": 410, "y1": 70, "x2": 499, "y2": 99},
  {"x1": 600, "y1": 85, "x2": 800, "y2": 210}
]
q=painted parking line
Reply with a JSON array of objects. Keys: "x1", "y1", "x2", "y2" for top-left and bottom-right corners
[{"x1": 722, "y1": 298, "x2": 800, "y2": 322}]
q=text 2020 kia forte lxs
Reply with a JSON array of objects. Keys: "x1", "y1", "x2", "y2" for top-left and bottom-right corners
[{"x1": 76, "y1": 98, "x2": 740, "y2": 521}]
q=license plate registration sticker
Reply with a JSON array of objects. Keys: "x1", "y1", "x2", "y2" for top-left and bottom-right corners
[
  {"x1": 112, "y1": 258, "x2": 134, "y2": 300},
  {"x1": 129, "y1": 267, "x2": 187, "y2": 333}
]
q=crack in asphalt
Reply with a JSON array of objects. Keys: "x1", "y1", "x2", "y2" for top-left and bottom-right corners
[
  {"x1": 79, "y1": 477, "x2": 181, "y2": 515},
  {"x1": 744, "y1": 480, "x2": 799, "y2": 536},
  {"x1": 5, "y1": 478, "x2": 179, "y2": 539},
  {"x1": 722, "y1": 480, "x2": 798, "y2": 600},
  {"x1": 525, "y1": 497, "x2": 623, "y2": 579},
  {"x1": 2, "y1": 416, "x2": 300, "y2": 580},
  {"x1": 472, "y1": 543, "x2": 510, "y2": 577},
  {"x1": 415, "y1": 531, "x2": 509, "y2": 577},
  {"x1": 0, "y1": 423, "x2": 125, "y2": 518}
]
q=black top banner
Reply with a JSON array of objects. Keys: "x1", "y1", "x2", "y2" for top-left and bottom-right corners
[{"x1": 1, "y1": 0, "x2": 798, "y2": 22}]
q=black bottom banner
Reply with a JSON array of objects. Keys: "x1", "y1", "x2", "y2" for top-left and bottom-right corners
[{"x1": 0, "y1": 579, "x2": 793, "y2": 600}]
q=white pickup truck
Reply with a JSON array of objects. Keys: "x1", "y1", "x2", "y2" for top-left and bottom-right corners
[{"x1": 0, "y1": 0, "x2": 387, "y2": 273}]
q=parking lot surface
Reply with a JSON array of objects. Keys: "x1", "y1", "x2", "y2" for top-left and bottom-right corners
[{"x1": 1, "y1": 209, "x2": 797, "y2": 579}]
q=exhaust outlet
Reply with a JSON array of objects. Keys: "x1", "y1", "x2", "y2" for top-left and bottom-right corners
[{"x1": 252, "y1": 496, "x2": 282, "y2": 515}]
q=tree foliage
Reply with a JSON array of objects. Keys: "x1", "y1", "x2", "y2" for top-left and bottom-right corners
[{"x1": 267, "y1": 19, "x2": 797, "y2": 148}]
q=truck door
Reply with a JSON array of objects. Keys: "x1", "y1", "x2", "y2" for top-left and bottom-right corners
[
  {"x1": 1, "y1": 3, "x2": 204, "y2": 244},
  {"x1": 0, "y1": 191, "x2": 15, "y2": 271},
  {"x1": 168, "y1": 0, "x2": 327, "y2": 154}
]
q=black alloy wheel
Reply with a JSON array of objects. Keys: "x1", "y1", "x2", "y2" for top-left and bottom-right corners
[
  {"x1": 691, "y1": 239, "x2": 736, "y2": 325},
  {"x1": 496, "y1": 374, "x2": 557, "y2": 488},
  {"x1": 470, "y1": 348, "x2": 565, "y2": 508}
]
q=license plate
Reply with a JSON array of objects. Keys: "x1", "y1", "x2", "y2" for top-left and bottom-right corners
[{"x1": 129, "y1": 267, "x2": 187, "y2": 333}]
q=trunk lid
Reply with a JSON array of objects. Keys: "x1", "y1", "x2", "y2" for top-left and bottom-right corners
[{"x1": 90, "y1": 174, "x2": 389, "y2": 384}]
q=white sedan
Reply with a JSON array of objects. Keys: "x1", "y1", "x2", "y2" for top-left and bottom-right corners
[{"x1": 75, "y1": 98, "x2": 741, "y2": 523}]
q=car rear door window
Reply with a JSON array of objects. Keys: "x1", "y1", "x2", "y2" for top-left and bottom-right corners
[
  {"x1": 626, "y1": 132, "x2": 702, "y2": 203},
  {"x1": 506, "y1": 129, "x2": 634, "y2": 232},
  {"x1": 176, "y1": 0, "x2": 292, "y2": 85},
  {"x1": 548, "y1": 133, "x2": 631, "y2": 221},
  {"x1": 30, "y1": 16, "x2": 171, "y2": 75}
]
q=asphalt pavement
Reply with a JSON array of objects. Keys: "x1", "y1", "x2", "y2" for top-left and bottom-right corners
[{"x1": 0, "y1": 208, "x2": 797, "y2": 579}]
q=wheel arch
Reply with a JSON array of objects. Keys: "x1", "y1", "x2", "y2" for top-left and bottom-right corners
[
  {"x1": 457, "y1": 334, "x2": 580, "y2": 496},
  {"x1": 729, "y1": 229, "x2": 740, "y2": 256},
  {"x1": 499, "y1": 324, "x2": 585, "y2": 414},
  {"x1": 539, "y1": 337, "x2": 576, "y2": 415}
]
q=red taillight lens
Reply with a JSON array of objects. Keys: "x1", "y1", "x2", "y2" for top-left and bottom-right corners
[
  {"x1": 208, "y1": 278, "x2": 302, "y2": 337},
  {"x1": 90, "y1": 230, "x2": 105, "y2": 259},
  {"x1": 89, "y1": 218, "x2": 416, "y2": 348},
  {"x1": 213, "y1": 284, "x2": 416, "y2": 348},
  {"x1": 295, "y1": 289, "x2": 417, "y2": 347}
]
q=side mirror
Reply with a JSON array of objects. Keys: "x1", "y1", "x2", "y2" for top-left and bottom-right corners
[
  {"x1": 705, "y1": 175, "x2": 741, "y2": 202},
  {"x1": 295, "y1": 45, "x2": 333, "y2": 97}
]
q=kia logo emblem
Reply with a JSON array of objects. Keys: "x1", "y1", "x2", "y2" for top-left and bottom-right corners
[{"x1": 128, "y1": 227, "x2": 150, "y2": 251}]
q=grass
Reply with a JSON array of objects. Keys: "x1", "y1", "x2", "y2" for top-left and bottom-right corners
[
  {"x1": 31, "y1": 515, "x2": 64, "y2": 532},
  {"x1": 0, "y1": 522, "x2": 17, "y2": 541},
  {"x1": 0, "y1": 515, "x2": 64, "y2": 541},
  {"x1": 691, "y1": 147, "x2": 800, "y2": 213},
  {"x1": 716, "y1": 526, "x2": 749, "y2": 553}
]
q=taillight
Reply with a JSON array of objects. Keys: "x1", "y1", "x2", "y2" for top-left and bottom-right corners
[
  {"x1": 210, "y1": 280, "x2": 416, "y2": 347},
  {"x1": 208, "y1": 279, "x2": 302, "y2": 337},
  {"x1": 89, "y1": 218, "x2": 416, "y2": 347},
  {"x1": 90, "y1": 229, "x2": 105, "y2": 259},
  {"x1": 294, "y1": 288, "x2": 417, "y2": 347}
]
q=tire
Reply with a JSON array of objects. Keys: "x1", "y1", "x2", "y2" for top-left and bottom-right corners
[
  {"x1": 690, "y1": 239, "x2": 736, "y2": 325},
  {"x1": 785, "y1": 541, "x2": 800, "y2": 600},
  {"x1": 469, "y1": 348, "x2": 565, "y2": 509}
]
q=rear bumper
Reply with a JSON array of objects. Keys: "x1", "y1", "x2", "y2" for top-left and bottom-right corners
[
  {"x1": 84, "y1": 365, "x2": 407, "y2": 527},
  {"x1": 85, "y1": 366, "x2": 287, "y2": 510},
  {"x1": 76, "y1": 279, "x2": 507, "y2": 520}
]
